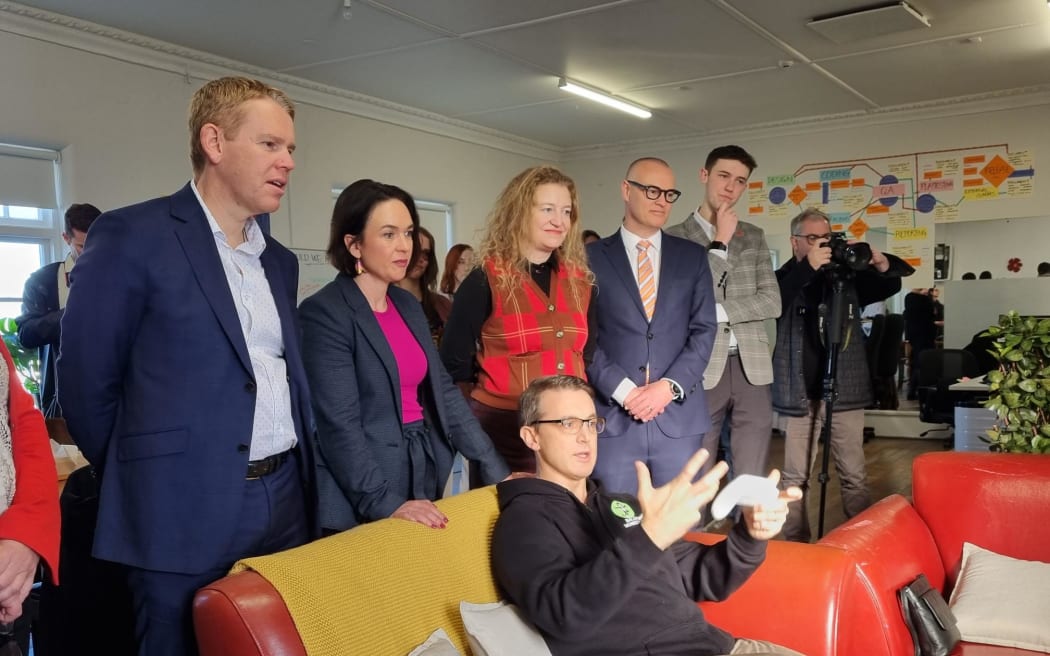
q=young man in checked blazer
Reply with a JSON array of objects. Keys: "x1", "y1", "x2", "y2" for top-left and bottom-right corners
[{"x1": 667, "y1": 145, "x2": 780, "y2": 490}]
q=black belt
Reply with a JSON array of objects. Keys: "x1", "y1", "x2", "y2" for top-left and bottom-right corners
[{"x1": 246, "y1": 450, "x2": 291, "y2": 479}]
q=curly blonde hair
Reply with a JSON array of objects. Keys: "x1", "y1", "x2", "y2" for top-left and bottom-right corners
[{"x1": 477, "y1": 165, "x2": 592, "y2": 294}]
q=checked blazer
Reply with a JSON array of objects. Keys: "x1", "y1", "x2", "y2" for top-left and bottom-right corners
[{"x1": 666, "y1": 215, "x2": 780, "y2": 389}]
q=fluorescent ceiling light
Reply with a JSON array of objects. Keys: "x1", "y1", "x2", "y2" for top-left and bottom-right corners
[{"x1": 558, "y1": 78, "x2": 651, "y2": 119}]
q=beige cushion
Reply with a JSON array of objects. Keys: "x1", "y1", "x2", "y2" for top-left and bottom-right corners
[
  {"x1": 948, "y1": 542, "x2": 1050, "y2": 652},
  {"x1": 460, "y1": 601, "x2": 553, "y2": 656},
  {"x1": 407, "y1": 628, "x2": 462, "y2": 656}
]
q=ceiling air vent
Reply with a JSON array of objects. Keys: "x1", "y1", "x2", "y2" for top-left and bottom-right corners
[{"x1": 807, "y1": 2, "x2": 931, "y2": 44}]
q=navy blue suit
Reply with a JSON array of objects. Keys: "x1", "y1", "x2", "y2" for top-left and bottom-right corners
[
  {"x1": 300, "y1": 276, "x2": 509, "y2": 532},
  {"x1": 59, "y1": 182, "x2": 316, "y2": 573},
  {"x1": 586, "y1": 231, "x2": 717, "y2": 492}
]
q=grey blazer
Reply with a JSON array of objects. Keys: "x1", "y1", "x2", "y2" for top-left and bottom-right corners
[
  {"x1": 666, "y1": 215, "x2": 780, "y2": 388},
  {"x1": 300, "y1": 274, "x2": 509, "y2": 531}
]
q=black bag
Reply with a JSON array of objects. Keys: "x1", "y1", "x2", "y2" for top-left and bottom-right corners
[{"x1": 898, "y1": 573, "x2": 961, "y2": 656}]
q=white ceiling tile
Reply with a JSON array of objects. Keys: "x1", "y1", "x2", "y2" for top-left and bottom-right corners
[{"x1": 373, "y1": 0, "x2": 618, "y2": 35}]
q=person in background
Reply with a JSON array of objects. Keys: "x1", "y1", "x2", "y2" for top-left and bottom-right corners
[
  {"x1": 0, "y1": 340, "x2": 60, "y2": 653},
  {"x1": 492, "y1": 374, "x2": 804, "y2": 656},
  {"x1": 585, "y1": 157, "x2": 717, "y2": 493},
  {"x1": 773, "y1": 207, "x2": 911, "y2": 543},
  {"x1": 58, "y1": 77, "x2": 316, "y2": 656},
  {"x1": 961, "y1": 272, "x2": 976, "y2": 280},
  {"x1": 1038, "y1": 262, "x2": 1050, "y2": 277},
  {"x1": 439, "y1": 243, "x2": 475, "y2": 298},
  {"x1": 16, "y1": 203, "x2": 102, "y2": 415},
  {"x1": 301, "y1": 179, "x2": 510, "y2": 533},
  {"x1": 581, "y1": 229, "x2": 601, "y2": 244},
  {"x1": 930, "y1": 287, "x2": 944, "y2": 343},
  {"x1": 441, "y1": 165, "x2": 592, "y2": 483},
  {"x1": 395, "y1": 225, "x2": 451, "y2": 345},
  {"x1": 904, "y1": 288, "x2": 936, "y2": 400},
  {"x1": 979, "y1": 271, "x2": 992, "y2": 279},
  {"x1": 666, "y1": 145, "x2": 780, "y2": 495}
]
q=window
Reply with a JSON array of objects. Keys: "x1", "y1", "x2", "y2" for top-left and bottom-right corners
[{"x1": 0, "y1": 143, "x2": 62, "y2": 321}]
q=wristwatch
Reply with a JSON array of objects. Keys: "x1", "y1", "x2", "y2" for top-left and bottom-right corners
[
  {"x1": 708, "y1": 240, "x2": 728, "y2": 252},
  {"x1": 665, "y1": 378, "x2": 684, "y2": 401}
]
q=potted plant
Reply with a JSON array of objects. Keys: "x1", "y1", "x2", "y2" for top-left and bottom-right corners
[
  {"x1": 0, "y1": 316, "x2": 41, "y2": 403},
  {"x1": 982, "y1": 311, "x2": 1050, "y2": 454}
]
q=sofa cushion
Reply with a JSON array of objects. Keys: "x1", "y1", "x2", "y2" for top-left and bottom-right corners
[
  {"x1": 408, "y1": 628, "x2": 462, "y2": 656},
  {"x1": 912, "y1": 453, "x2": 1050, "y2": 588},
  {"x1": 230, "y1": 487, "x2": 502, "y2": 656},
  {"x1": 460, "y1": 601, "x2": 552, "y2": 656},
  {"x1": 949, "y1": 542, "x2": 1050, "y2": 653}
]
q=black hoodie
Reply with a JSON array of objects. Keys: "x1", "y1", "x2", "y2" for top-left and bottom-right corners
[{"x1": 492, "y1": 477, "x2": 767, "y2": 656}]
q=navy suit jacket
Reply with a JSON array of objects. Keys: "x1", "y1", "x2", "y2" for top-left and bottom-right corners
[
  {"x1": 299, "y1": 275, "x2": 509, "y2": 532},
  {"x1": 586, "y1": 231, "x2": 717, "y2": 438},
  {"x1": 58, "y1": 182, "x2": 317, "y2": 574}
]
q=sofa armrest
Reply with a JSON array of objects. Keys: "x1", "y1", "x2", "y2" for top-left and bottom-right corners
[
  {"x1": 820, "y1": 494, "x2": 945, "y2": 656},
  {"x1": 913, "y1": 452, "x2": 1050, "y2": 584},
  {"x1": 194, "y1": 570, "x2": 307, "y2": 656},
  {"x1": 687, "y1": 534, "x2": 860, "y2": 656}
]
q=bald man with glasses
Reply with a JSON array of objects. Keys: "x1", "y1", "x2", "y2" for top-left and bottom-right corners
[{"x1": 585, "y1": 157, "x2": 718, "y2": 493}]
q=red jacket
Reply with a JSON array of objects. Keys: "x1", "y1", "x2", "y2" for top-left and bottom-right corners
[{"x1": 0, "y1": 342, "x2": 60, "y2": 582}]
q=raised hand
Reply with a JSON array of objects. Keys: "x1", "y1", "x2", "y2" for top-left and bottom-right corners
[
  {"x1": 740, "y1": 470, "x2": 803, "y2": 541},
  {"x1": 636, "y1": 449, "x2": 729, "y2": 550},
  {"x1": 713, "y1": 200, "x2": 739, "y2": 243}
]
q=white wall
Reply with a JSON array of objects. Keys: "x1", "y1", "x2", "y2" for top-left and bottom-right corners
[
  {"x1": 562, "y1": 103, "x2": 1050, "y2": 272},
  {"x1": 0, "y1": 27, "x2": 541, "y2": 256}
]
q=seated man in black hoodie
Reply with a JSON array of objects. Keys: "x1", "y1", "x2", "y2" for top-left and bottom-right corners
[{"x1": 492, "y1": 374, "x2": 805, "y2": 656}]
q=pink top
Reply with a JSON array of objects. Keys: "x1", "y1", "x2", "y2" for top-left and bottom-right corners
[{"x1": 374, "y1": 298, "x2": 427, "y2": 424}]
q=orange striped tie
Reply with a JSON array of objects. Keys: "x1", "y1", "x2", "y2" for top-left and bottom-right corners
[{"x1": 637, "y1": 240, "x2": 655, "y2": 320}]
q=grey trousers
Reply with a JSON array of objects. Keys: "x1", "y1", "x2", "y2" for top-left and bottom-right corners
[
  {"x1": 780, "y1": 402, "x2": 871, "y2": 543},
  {"x1": 727, "y1": 637, "x2": 807, "y2": 655},
  {"x1": 700, "y1": 355, "x2": 773, "y2": 478}
]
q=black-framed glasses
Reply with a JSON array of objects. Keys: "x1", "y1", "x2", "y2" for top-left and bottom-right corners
[
  {"x1": 792, "y1": 232, "x2": 832, "y2": 244},
  {"x1": 530, "y1": 416, "x2": 607, "y2": 435},
  {"x1": 626, "y1": 180, "x2": 681, "y2": 203}
]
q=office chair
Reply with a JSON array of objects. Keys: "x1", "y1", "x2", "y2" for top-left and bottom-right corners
[{"x1": 917, "y1": 348, "x2": 981, "y2": 440}]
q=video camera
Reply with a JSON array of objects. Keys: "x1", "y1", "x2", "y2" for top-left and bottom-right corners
[{"x1": 823, "y1": 232, "x2": 872, "y2": 272}]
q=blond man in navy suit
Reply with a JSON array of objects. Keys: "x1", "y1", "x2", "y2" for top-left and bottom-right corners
[{"x1": 667, "y1": 146, "x2": 780, "y2": 488}]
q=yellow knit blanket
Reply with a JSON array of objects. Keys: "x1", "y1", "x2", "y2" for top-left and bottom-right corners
[{"x1": 232, "y1": 487, "x2": 502, "y2": 655}]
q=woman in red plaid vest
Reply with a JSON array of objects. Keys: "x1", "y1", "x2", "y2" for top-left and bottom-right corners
[{"x1": 441, "y1": 166, "x2": 594, "y2": 482}]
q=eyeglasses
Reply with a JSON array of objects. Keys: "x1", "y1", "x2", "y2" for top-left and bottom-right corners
[
  {"x1": 792, "y1": 232, "x2": 832, "y2": 244},
  {"x1": 530, "y1": 416, "x2": 607, "y2": 435},
  {"x1": 626, "y1": 180, "x2": 681, "y2": 203}
]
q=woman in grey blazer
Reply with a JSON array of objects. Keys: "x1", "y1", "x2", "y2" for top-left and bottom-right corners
[{"x1": 300, "y1": 179, "x2": 510, "y2": 532}]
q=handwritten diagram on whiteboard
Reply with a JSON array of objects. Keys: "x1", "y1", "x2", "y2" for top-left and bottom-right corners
[{"x1": 746, "y1": 145, "x2": 1035, "y2": 287}]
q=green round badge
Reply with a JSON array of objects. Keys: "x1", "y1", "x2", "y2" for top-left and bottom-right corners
[{"x1": 610, "y1": 500, "x2": 636, "y2": 519}]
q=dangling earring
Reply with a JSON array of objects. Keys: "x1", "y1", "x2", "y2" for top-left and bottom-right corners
[{"x1": 355, "y1": 258, "x2": 365, "y2": 275}]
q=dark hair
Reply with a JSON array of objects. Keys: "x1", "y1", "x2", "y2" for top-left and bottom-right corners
[
  {"x1": 961, "y1": 272, "x2": 976, "y2": 280},
  {"x1": 704, "y1": 145, "x2": 757, "y2": 174},
  {"x1": 64, "y1": 203, "x2": 102, "y2": 234},
  {"x1": 414, "y1": 226, "x2": 443, "y2": 330},
  {"x1": 440, "y1": 243, "x2": 473, "y2": 295},
  {"x1": 1038, "y1": 262, "x2": 1050, "y2": 276},
  {"x1": 979, "y1": 271, "x2": 992, "y2": 280},
  {"x1": 519, "y1": 375, "x2": 595, "y2": 428},
  {"x1": 327, "y1": 179, "x2": 419, "y2": 276},
  {"x1": 581, "y1": 229, "x2": 600, "y2": 243}
]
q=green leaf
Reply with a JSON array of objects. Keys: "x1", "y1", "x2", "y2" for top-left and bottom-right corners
[{"x1": 1019, "y1": 379, "x2": 1038, "y2": 393}]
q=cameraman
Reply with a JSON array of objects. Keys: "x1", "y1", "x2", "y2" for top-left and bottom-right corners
[{"x1": 773, "y1": 208, "x2": 911, "y2": 542}]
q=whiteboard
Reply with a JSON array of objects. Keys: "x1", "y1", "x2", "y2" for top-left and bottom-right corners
[{"x1": 291, "y1": 248, "x2": 334, "y2": 305}]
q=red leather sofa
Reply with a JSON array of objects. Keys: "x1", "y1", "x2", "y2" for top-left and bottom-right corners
[
  {"x1": 193, "y1": 452, "x2": 1050, "y2": 655},
  {"x1": 819, "y1": 451, "x2": 1050, "y2": 655}
]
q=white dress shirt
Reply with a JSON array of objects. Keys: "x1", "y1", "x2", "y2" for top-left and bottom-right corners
[{"x1": 191, "y1": 181, "x2": 297, "y2": 460}]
